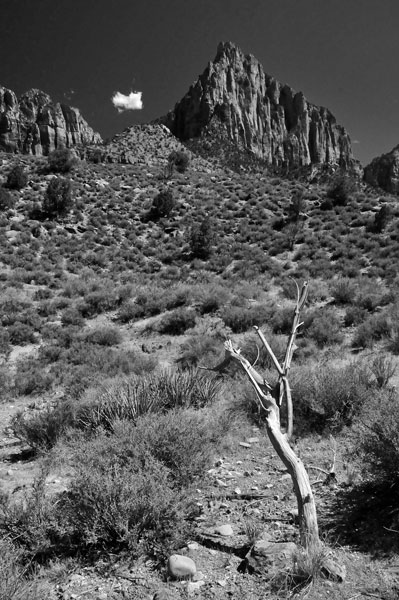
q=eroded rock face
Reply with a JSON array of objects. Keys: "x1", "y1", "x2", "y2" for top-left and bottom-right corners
[
  {"x1": 0, "y1": 86, "x2": 102, "y2": 155},
  {"x1": 364, "y1": 146, "x2": 399, "y2": 193},
  {"x1": 160, "y1": 41, "x2": 355, "y2": 171}
]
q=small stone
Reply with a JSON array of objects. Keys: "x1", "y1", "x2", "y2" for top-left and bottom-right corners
[
  {"x1": 167, "y1": 555, "x2": 196, "y2": 580},
  {"x1": 239, "y1": 442, "x2": 251, "y2": 448},
  {"x1": 216, "y1": 479, "x2": 227, "y2": 487},
  {"x1": 217, "y1": 579, "x2": 227, "y2": 587},
  {"x1": 247, "y1": 437, "x2": 260, "y2": 443},
  {"x1": 243, "y1": 470, "x2": 251, "y2": 477},
  {"x1": 187, "y1": 542, "x2": 199, "y2": 552},
  {"x1": 153, "y1": 591, "x2": 169, "y2": 600},
  {"x1": 234, "y1": 487, "x2": 242, "y2": 495},
  {"x1": 215, "y1": 458, "x2": 223, "y2": 467},
  {"x1": 281, "y1": 473, "x2": 291, "y2": 481},
  {"x1": 193, "y1": 571, "x2": 205, "y2": 581},
  {"x1": 187, "y1": 580, "x2": 205, "y2": 595},
  {"x1": 214, "y1": 524, "x2": 234, "y2": 536},
  {"x1": 6, "y1": 469, "x2": 13, "y2": 476}
]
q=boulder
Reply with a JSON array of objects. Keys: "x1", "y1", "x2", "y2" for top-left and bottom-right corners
[{"x1": 167, "y1": 554, "x2": 197, "y2": 580}]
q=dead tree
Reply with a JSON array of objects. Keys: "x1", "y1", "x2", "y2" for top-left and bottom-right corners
[{"x1": 206, "y1": 281, "x2": 320, "y2": 552}]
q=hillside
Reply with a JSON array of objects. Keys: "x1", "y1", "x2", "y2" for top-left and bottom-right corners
[{"x1": 0, "y1": 115, "x2": 398, "y2": 597}]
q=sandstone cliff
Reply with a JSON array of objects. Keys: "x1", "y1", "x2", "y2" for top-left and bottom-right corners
[
  {"x1": 160, "y1": 42, "x2": 355, "y2": 171},
  {"x1": 364, "y1": 146, "x2": 399, "y2": 194},
  {"x1": 0, "y1": 86, "x2": 102, "y2": 155}
]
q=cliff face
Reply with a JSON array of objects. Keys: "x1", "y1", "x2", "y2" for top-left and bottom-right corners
[
  {"x1": 0, "y1": 86, "x2": 102, "y2": 155},
  {"x1": 364, "y1": 146, "x2": 399, "y2": 194},
  {"x1": 161, "y1": 42, "x2": 355, "y2": 171}
]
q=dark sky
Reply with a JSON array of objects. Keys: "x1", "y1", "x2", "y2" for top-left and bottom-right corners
[{"x1": 1, "y1": 0, "x2": 398, "y2": 165}]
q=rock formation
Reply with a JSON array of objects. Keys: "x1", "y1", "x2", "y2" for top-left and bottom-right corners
[
  {"x1": 160, "y1": 41, "x2": 355, "y2": 172},
  {"x1": 0, "y1": 86, "x2": 102, "y2": 155},
  {"x1": 364, "y1": 145, "x2": 399, "y2": 194}
]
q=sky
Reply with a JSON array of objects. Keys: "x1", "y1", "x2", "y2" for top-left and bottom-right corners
[{"x1": 1, "y1": 0, "x2": 399, "y2": 166}]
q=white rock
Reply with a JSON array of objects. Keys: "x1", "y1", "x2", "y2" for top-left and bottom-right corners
[
  {"x1": 167, "y1": 555, "x2": 196, "y2": 580},
  {"x1": 187, "y1": 580, "x2": 205, "y2": 595},
  {"x1": 247, "y1": 437, "x2": 260, "y2": 443},
  {"x1": 239, "y1": 442, "x2": 251, "y2": 448},
  {"x1": 214, "y1": 524, "x2": 234, "y2": 536}
]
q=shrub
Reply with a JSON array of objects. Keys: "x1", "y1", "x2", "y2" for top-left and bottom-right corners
[
  {"x1": 156, "y1": 308, "x2": 196, "y2": 335},
  {"x1": 168, "y1": 150, "x2": 190, "y2": 174},
  {"x1": 189, "y1": 216, "x2": 213, "y2": 259},
  {"x1": 7, "y1": 322, "x2": 36, "y2": 345},
  {"x1": 0, "y1": 187, "x2": 15, "y2": 210},
  {"x1": 303, "y1": 308, "x2": 343, "y2": 347},
  {"x1": 42, "y1": 177, "x2": 74, "y2": 217},
  {"x1": 177, "y1": 335, "x2": 222, "y2": 369},
  {"x1": 372, "y1": 204, "x2": 392, "y2": 233},
  {"x1": 84, "y1": 326, "x2": 122, "y2": 346},
  {"x1": 354, "y1": 389, "x2": 399, "y2": 486},
  {"x1": 291, "y1": 360, "x2": 373, "y2": 433},
  {"x1": 13, "y1": 357, "x2": 54, "y2": 396},
  {"x1": 344, "y1": 305, "x2": 367, "y2": 327},
  {"x1": 148, "y1": 189, "x2": 175, "y2": 220},
  {"x1": 326, "y1": 175, "x2": 355, "y2": 206},
  {"x1": 47, "y1": 148, "x2": 77, "y2": 173},
  {"x1": 61, "y1": 307, "x2": 85, "y2": 327},
  {"x1": 330, "y1": 278, "x2": 357, "y2": 305},
  {"x1": 5, "y1": 164, "x2": 28, "y2": 190},
  {"x1": 223, "y1": 304, "x2": 271, "y2": 333},
  {"x1": 12, "y1": 400, "x2": 76, "y2": 451},
  {"x1": 0, "y1": 537, "x2": 48, "y2": 599}
]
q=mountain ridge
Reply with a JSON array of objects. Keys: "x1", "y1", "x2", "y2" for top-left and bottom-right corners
[
  {"x1": 159, "y1": 41, "x2": 356, "y2": 173},
  {"x1": 0, "y1": 86, "x2": 102, "y2": 155}
]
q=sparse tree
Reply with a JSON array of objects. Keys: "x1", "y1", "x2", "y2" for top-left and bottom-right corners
[
  {"x1": 373, "y1": 204, "x2": 392, "y2": 233},
  {"x1": 204, "y1": 282, "x2": 325, "y2": 556},
  {"x1": 149, "y1": 189, "x2": 175, "y2": 220},
  {"x1": 190, "y1": 215, "x2": 213, "y2": 259},
  {"x1": 42, "y1": 177, "x2": 74, "y2": 217},
  {"x1": 48, "y1": 148, "x2": 77, "y2": 173},
  {"x1": 5, "y1": 164, "x2": 28, "y2": 190}
]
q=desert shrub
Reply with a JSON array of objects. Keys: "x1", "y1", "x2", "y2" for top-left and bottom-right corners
[
  {"x1": 0, "y1": 187, "x2": 15, "y2": 210},
  {"x1": 12, "y1": 400, "x2": 76, "y2": 451},
  {"x1": 5, "y1": 164, "x2": 28, "y2": 190},
  {"x1": 42, "y1": 177, "x2": 74, "y2": 217},
  {"x1": 291, "y1": 360, "x2": 373, "y2": 433},
  {"x1": 156, "y1": 308, "x2": 196, "y2": 335},
  {"x1": 0, "y1": 537, "x2": 48, "y2": 599},
  {"x1": 47, "y1": 148, "x2": 77, "y2": 173},
  {"x1": 354, "y1": 389, "x2": 399, "y2": 486},
  {"x1": 84, "y1": 326, "x2": 122, "y2": 346},
  {"x1": 13, "y1": 358, "x2": 54, "y2": 396},
  {"x1": 168, "y1": 149, "x2": 190, "y2": 174},
  {"x1": 344, "y1": 305, "x2": 367, "y2": 327},
  {"x1": 372, "y1": 204, "x2": 392, "y2": 233},
  {"x1": 61, "y1": 307, "x2": 85, "y2": 327},
  {"x1": 222, "y1": 304, "x2": 270, "y2": 333},
  {"x1": 7, "y1": 322, "x2": 36, "y2": 345},
  {"x1": 0, "y1": 327, "x2": 11, "y2": 354},
  {"x1": 177, "y1": 335, "x2": 221, "y2": 369},
  {"x1": 195, "y1": 285, "x2": 231, "y2": 315},
  {"x1": 330, "y1": 278, "x2": 357, "y2": 305},
  {"x1": 271, "y1": 305, "x2": 295, "y2": 335},
  {"x1": 326, "y1": 175, "x2": 355, "y2": 206},
  {"x1": 148, "y1": 189, "x2": 175, "y2": 220},
  {"x1": 189, "y1": 216, "x2": 213, "y2": 259},
  {"x1": 353, "y1": 312, "x2": 392, "y2": 348},
  {"x1": 368, "y1": 353, "x2": 396, "y2": 389},
  {"x1": 303, "y1": 308, "x2": 343, "y2": 347},
  {"x1": 240, "y1": 332, "x2": 287, "y2": 372}
]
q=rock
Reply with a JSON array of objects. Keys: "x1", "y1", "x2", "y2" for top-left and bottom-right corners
[
  {"x1": 187, "y1": 542, "x2": 199, "y2": 551},
  {"x1": 247, "y1": 437, "x2": 260, "y2": 444},
  {"x1": 254, "y1": 540, "x2": 297, "y2": 562},
  {"x1": 321, "y1": 557, "x2": 347, "y2": 582},
  {"x1": 364, "y1": 145, "x2": 399, "y2": 193},
  {"x1": 159, "y1": 41, "x2": 356, "y2": 173},
  {"x1": 167, "y1": 554, "x2": 196, "y2": 580},
  {"x1": 0, "y1": 86, "x2": 101, "y2": 155},
  {"x1": 239, "y1": 442, "x2": 251, "y2": 448},
  {"x1": 214, "y1": 524, "x2": 234, "y2": 536},
  {"x1": 187, "y1": 580, "x2": 205, "y2": 595}
]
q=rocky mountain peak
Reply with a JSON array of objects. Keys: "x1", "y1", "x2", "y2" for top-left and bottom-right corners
[
  {"x1": 160, "y1": 42, "x2": 356, "y2": 172},
  {"x1": 0, "y1": 85, "x2": 102, "y2": 155}
]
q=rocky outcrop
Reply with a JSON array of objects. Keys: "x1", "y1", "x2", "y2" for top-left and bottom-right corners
[
  {"x1": 364, "y1": 146, "x2": 399, "y2": 194},
  {"x1": 0, "y1": 86, "x2": 102, "y2": 155},
  {"x1": 160, "y1": 41, "x2": 355, "y2": 171}
]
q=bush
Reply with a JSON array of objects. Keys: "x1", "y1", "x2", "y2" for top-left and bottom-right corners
[
  {"x1": 0, "y1": 187, "x2": 15, "y2": 210},
  {"x1": 157, "y1": 308, "x2": 196, "y2": 335},
  {"x1": 331, "y1": 278, "x2": 357, "y2": 305},
  {"x1": 326, "y1": 175, "x2": 355, "y2": 206},
  {"x1": 223, "y1": 304, "x2": 271, "y2": 333},
  {"x1": 6, "y1": 164, "x2": 28, "y2": 190},
  {"x1": 148, "y1": 189, "x2": 175, "y2": 220},
  {"x1": 47, "y1": 148, "x2": 77, "y2": 173},
  {"x1": 0, "y1": 537, "x2": 48, "y2": 599},
  {"x1": 84, "y1": 326, "x2": 122, "y2": 346},
  {"x1": 291, "y1": 360, "x2": 373, "y2": 433},
  {"x1": 42, "y1": 177, "x2": 74, "y2": 217},
  {"x1": 372, "y1": 204, "x2": 392, "y2": 233},
  {"x1": 12, "y1": 400, "x2": 76, "y2": 451},
  {"x1": 168, "y1": 150, "x2": 190, "y2": 174},
  {"x1": 189, "y1": 216, "x2": 213, "y2": 259},
  {"x1": 303, "y1": 308, "x2": 343, "y2": 347},
  {"x1": 354, "y1": 389, "x2": 399, "y2": 486}
]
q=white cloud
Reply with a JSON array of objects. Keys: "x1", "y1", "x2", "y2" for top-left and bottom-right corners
[{"x1": 111, "y1": 91, "x2": 143, "y2": 112}]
